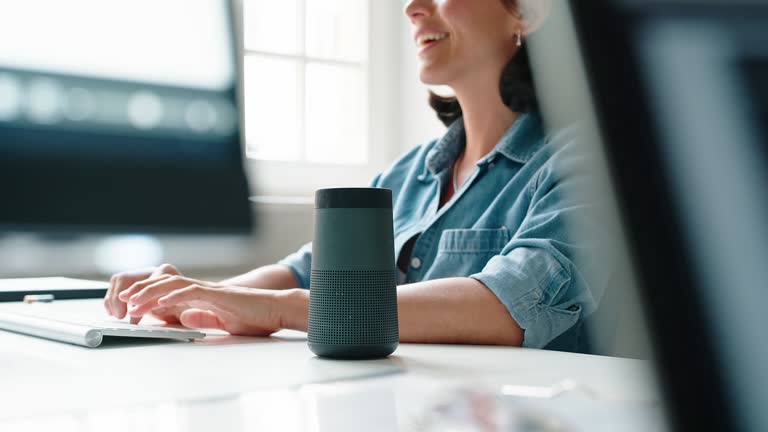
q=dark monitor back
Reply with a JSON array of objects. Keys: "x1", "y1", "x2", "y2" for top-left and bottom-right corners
[
  {"x1": 569, "y1": 1, "x2": 768, "y2": 431},
  {"x1": 744, "y1": 58, "x2": 768, "y2": 160},
  {"x1": 0, "y1": 0, "x2": 252, "y2": 234}
]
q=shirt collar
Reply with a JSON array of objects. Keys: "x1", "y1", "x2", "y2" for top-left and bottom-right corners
[{"x1": 424, "y1": 112, "x2": 546, "y2": 176}]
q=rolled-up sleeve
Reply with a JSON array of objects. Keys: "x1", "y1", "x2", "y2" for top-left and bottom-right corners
[
  {"x1": 471, "y1": 247, "x2": 581, "y2": 349},
  {"x1": 278, "y1": 242, "x2": 312, "y2": 289},
  {"x1": 470, "y1": 144, "x2": 602, "y2": 349}
]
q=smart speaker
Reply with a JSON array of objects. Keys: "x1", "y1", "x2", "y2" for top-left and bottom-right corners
[{"x1": 308, "y1": 188, "x2": 399, "y2": 359}]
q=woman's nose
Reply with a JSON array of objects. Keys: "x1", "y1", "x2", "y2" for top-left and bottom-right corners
[{"x1": 404, "y1": 0, "x2": 433, "y2": 23}]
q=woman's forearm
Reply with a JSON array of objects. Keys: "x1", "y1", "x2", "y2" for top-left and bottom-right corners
[
  {"x1": 219, "y1": 264, "x2": 299, "y2": 290},
  {"x1": 397, "y1": 278, "x2": 523, "y2": 346},
  {"x1": 277, "y1": 277, "x2": 524, "y2": 346}
]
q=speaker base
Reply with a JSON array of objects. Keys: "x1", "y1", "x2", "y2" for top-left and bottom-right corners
[{"x1": 308, "y1": 342, "x2": 398, "y2": 360}]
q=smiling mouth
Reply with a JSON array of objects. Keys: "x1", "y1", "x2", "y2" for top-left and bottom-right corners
[{"x1": 416, "y1": 32, "x2": 449, "y2": 50}]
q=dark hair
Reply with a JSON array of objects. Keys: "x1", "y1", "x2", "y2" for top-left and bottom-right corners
[{"x1": 428, "y1": 0, "x2": 539, "y2": 127}]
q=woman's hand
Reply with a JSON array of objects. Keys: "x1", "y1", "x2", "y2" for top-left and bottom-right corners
[
  {"x1": 127, "y1": 281, "x2": 286, "y2": 336},
  {"x1": 105, "y1": 263, "x2": 186, "y2": 324}
]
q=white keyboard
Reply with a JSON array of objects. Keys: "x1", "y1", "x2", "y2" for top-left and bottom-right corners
[{"x1": 0, "y1": 311, "x2": 206, "y2": 347}]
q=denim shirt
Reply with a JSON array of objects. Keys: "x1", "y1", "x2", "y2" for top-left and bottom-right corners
[{"x1": 280, "y1": 113, "x2": 603, "y2": 351}]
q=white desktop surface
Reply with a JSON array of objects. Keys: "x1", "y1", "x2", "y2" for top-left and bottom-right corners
[{"x1": 0, "y1": 299, "x2": 667, "y2": 431}]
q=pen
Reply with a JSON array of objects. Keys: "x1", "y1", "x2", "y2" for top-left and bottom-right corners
[{"x1": 23, "y1": 294, "x2": 55, "y2": 303}]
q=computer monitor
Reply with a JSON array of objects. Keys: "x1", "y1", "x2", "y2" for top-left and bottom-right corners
[
  {"x1": 548, "y1": 1, "x2": 768, "y2": 431},
  {"x1": 0, "y1": 0, "x2": 252, "y2": 234}
]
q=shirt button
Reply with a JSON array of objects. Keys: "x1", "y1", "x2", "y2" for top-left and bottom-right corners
[{"x1": 410, "y1": 257, "x2": 422, "y2": 269}]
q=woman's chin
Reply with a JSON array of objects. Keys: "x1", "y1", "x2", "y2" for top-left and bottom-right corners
[{"x1": 418, "y1": 69, "x2": 448, "y2": 87}]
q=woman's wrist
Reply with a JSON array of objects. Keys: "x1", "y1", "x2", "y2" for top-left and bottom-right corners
[
  {"x1": 274, "y1": 288, "x2": 310, "y2": 332},
  {"x1": 219, "y1": 264, "x2": 299, "y2": 290}
]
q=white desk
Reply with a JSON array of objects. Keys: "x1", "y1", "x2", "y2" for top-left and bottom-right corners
[{"x1": 0, "y1": 300, "x2": 668, "y2": 431}]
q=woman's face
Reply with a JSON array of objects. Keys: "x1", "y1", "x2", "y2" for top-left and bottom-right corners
[{"x1": 404, "y1": 0, "x2": 520, "y2": 87}]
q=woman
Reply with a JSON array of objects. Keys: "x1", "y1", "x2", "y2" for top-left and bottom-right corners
[{"x1": 104, "y1": 0, "x2": 599, "y2": 351}]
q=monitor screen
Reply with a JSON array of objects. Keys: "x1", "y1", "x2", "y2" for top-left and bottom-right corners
[{"x1": 0, "y1": 0, "x2": 252, "y2": 233}]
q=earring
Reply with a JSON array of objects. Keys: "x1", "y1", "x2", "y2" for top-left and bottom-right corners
[{"x1": 516, "y1": 32, "x2": 522, "y2": 47}]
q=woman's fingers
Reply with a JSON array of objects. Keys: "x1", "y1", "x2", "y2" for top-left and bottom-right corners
[
  {"x1": 178, "y1": 308, "x2": 226, "y2": 330},
  {"x1": 106, "y1": 274, "x2": 125, "y2": 318},
  {"x1": 126, "y1": 275, "x2": 181, "y2": 318},
  {"x1": 148, "y1": 306, "x2": 183, "y2": 324},
  {"x1": 130, "y1": 305, "x2": 184, "y2": 325},
  {"x1": 157, "y1": 284, "x2": 215, "y2": 308},
  {"x1": 127, "y1": 276, "x2": 195, "y2": 318},
  {"x1": 157, "y1": 285, "x2": 244, "y2": 328},
  {"x1": 118, "y1": 274, "x2": 173, "y2": 302},
  {"x1": 106, "y1": 272, "x2": 148, "y2": 319},
  {"x1": 157, "y1": 286, "x2": 280, "y2": 336},
  {"x1": 104, "y1": 264, "x2": 179, "y2": 319},
  {"x1": 150, "y1": 263, "x2": 180, "y2": 279},
  {"x1": 127, "y1": 277, "x2": 217, "y2": 318}
]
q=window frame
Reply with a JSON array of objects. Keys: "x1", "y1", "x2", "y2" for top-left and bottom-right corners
[{"x1": 235, "y1": 0, "x2": 402, "y2": 197}]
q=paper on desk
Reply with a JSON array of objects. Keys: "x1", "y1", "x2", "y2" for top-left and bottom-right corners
[{"x1": 412, "y1": 384, "x2": 668, "y2": 432}]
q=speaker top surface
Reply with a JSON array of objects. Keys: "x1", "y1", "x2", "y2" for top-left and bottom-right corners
[{"x1": 315, "y1": 188, "x2": 392, "y2": 209}]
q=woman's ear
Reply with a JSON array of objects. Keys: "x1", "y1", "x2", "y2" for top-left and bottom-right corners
[{"x1": 517, "y1": 0, "x2": 552, "y2": 36}]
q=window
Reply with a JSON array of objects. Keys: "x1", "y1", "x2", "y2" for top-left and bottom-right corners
[{"x1": 240, "y1": 0, "x2": 400, "y2": 196}]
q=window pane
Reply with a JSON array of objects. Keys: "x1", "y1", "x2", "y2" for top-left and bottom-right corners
[
  {"x1": 305, "y1": 0, "x2": 368, "y2": 63},
  {"x1": 305, "y1": 62, "x2": 367, "y2": 164},
  {"x1": 244, "y1": 55, "x2": 300, "y2": 160},
  {"x1": 243, "y1": 0, "x2": 299, "y2": 55}
]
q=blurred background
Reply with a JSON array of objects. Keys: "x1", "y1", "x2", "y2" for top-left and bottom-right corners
[
  {"x1": 0, "y1": 0, "x2": 659, "y2": 363},
  {"x1": 0, "y1": 0, "x2": 445, "y2": 282},
  {"x1": 2, "y1": 0, "x2": 767, "y2": 430}
]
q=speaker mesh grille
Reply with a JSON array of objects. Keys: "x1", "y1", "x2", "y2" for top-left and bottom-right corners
[{"x1": 308, "y1": 269, "x2": 398, "y2": 345}]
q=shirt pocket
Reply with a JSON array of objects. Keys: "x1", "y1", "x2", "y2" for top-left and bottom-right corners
[{"x1": 424, "y1": 227, "x2": 511, "y2": 279}]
